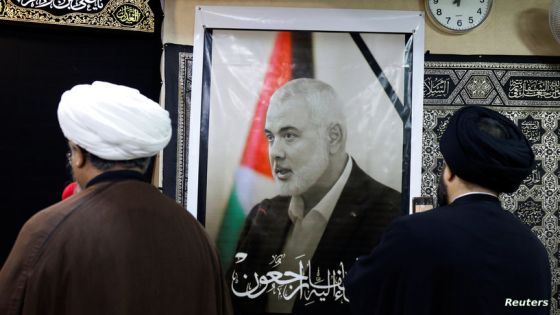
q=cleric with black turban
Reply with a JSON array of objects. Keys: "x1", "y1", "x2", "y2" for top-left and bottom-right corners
[
  {"x1": 345, "y1": 106, "x2": 551, "y2": 315},
  {"x1": 436, "y1": 105, "x2": 535, "y2": 206}
]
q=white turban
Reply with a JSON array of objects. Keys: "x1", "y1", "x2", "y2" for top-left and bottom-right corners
[{"x1": 57, "y1": 81, "x2": 172, "y2": 160}]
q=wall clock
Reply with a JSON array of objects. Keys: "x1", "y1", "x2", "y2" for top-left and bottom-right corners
[{"x1": 425, "y1": 0, "x2": 493, "y2": 34}]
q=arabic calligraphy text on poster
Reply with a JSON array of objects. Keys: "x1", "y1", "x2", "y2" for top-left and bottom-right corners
[{"x1": 231, "y1": 253, "x2": 348, "y2": 305}]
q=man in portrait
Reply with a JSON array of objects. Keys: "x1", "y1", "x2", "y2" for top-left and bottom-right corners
[{"x1": 229, "y1": 78, "x2": 401, "y2": 315}]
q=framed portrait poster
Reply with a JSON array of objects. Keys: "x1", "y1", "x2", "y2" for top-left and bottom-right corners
[{"x1": 188, "y1": 6, "x2": 424, "y2": 314}]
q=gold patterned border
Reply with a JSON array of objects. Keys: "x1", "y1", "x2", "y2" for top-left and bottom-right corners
[{"x1": 0, "y1": 0, "x2": 154, "y2": 32}]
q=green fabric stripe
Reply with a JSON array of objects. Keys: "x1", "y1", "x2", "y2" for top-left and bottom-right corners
[{"x1": 217, "y1": 190, "x2": 246, "y2": 269}]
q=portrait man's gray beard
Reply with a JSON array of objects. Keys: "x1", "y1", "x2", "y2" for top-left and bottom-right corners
[{"x1": 272, "y1": 134, "x2": 330, "y2": 196}]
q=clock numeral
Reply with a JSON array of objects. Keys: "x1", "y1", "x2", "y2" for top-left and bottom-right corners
[
  {"x1": 457, "y1": 19, "x2": 463, "y2": 27},
  {"x1": 436, "y1": 8, "x2": 442, "y2": 15},
  {"x1": 480, "y1": 0, "x2": 485, "y2": 2},
  {"x1": 469, "y1": 16, "x2": 474, "y2": 23},
  {"x1": 433, "y1": 0, "x2": 438, "y2": 3},
  {"x1": 446, "y1": 16, "x2": 451, "y2": 24},
  {"x1": 477, "y1": 8, "x2": 482, "y2": 14}
]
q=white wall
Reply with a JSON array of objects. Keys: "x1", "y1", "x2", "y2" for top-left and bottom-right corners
[{"x1": 163, "y1": 0, "x2": 560, "y2": 56}]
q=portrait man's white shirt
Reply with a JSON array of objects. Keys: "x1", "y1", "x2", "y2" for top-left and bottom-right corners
[{"x1": 266, "y1": 157, "x2": 352, "y2": 313}]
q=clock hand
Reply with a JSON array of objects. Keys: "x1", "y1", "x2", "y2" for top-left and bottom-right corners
[{"x1": 453, "y1": 0, "x2": 461, "y2": 6}]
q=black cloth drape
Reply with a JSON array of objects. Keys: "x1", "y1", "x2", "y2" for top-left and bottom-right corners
[{"x1": 0, "y1": 0, "x2": 163, "y2": 267}]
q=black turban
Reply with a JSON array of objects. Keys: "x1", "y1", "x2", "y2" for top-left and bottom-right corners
[{"x1": 440, "y1": 106, "x2": 535, "y2": 193}]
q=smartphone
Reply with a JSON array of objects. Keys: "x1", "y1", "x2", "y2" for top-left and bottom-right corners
[{"x1": 412, "y1": 196, "x2": 435, "y2": 213}]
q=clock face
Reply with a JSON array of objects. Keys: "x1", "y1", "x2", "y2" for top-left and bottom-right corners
[{"x1": 426, "y1": 0, "x2": 493, "y2": 33}]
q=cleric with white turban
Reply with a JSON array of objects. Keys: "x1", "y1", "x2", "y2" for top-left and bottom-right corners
[
  {"x1": 58, "y1": 81, "x2": 171, "y2": 160},
  {"x1": 0, "y1": 82, "x2": 233, "y2": 315}
]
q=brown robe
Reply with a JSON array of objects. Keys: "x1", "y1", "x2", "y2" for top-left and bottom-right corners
[{"x1": 0, "y1": 170, "x2": 232, "y2": 315}]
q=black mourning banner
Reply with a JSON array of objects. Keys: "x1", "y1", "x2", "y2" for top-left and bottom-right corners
[
  {"x1": 162, "y1": 44, "x2": 193, "y2": 208},
  {"x1": 0, "y1": 0, "x2": 154, "y2": 32}
]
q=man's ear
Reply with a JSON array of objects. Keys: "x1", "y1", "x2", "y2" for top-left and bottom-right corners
[
  {"x1": 327, "y1": 123, "x2": 344, "y2": 154},
  {"x1": 70, "y1": 144, "x2": 87, "y2": 168},
  {"x1": 443, "y1": 163, "x2": 455, "y2": 184}
]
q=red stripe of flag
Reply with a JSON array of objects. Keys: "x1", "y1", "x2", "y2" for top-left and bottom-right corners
[{"x1": 240, "y1": 32, "x2": 293, "y2": 178}]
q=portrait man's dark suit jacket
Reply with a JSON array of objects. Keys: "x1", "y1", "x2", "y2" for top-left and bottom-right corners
[
  {"x1": 229, "y1": 161, "x2": 401, "y2": 315},
  {"x1": 345, "y1": 194, "x2": 551, "y2": 315}
]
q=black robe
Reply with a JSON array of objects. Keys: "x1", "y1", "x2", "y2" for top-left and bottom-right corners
[
  {"x1": 345, "y1": 194, "x2": 551, "y2": 315},
  {"x1": 0, "y1": 170, "x2": 232, "y2": 315}
]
